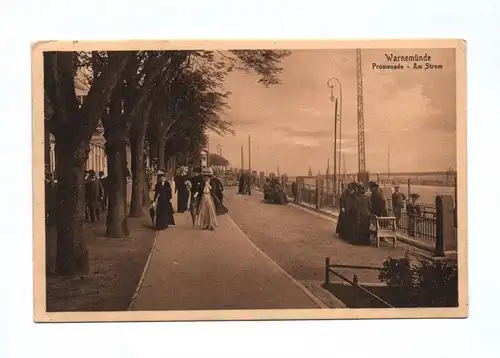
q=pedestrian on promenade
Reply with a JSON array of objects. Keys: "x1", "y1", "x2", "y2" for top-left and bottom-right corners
[
  {"x1": 210, "y1": 173, "x2": 229, "y2": 216},
  {"x1": 153, "y1": 170, "x2": 175, "y2": 231},
  {"x1": 210, "y1": 172, "x2": 224, "y2": 203},
  {"x1": 406, "y1": 193, "x2": 421, "y2": 237},
  {"x1": 369, "y1": 181, "x2": 388, "y2": 217},
  {"x1": 85, "y1": 170, "x2": 104, "y2": 223},
  {"x1": 244, "y1": 171, "x2": 252, "y2": 195},
  {"x1": 238, "y1": 170, "x2": 245, "y2": 194},
  {"x1": 174, "y1": 166, "x2": 190, "y2": 213},
  {"x1": 336, "y1": 182, "x2": 356, "y2": 241},
  {"x1": 391, "y1": 184, "x2": 406, "y2": 228},
  {"x1": 189, "y1": 167, "x2": 203, "y2": 227},
  {"x1": 195, "y1": 167, "x2": 218, "y2": 230},
  {"x1": 99, "y1": 171, "x2": 108, "y2": 211},
  {"x1": 351, "y1": 183, "x2": 372, "y2": 245},
  {"x1": 290, "y1": 181, "x2": 297, "y2": 202}
]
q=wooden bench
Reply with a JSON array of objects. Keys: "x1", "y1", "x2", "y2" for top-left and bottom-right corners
[{"x1": 369, "y1": 215, "x2": 398, "y2": 248}]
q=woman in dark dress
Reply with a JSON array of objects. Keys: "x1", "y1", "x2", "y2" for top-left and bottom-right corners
[
  {"x1": 336, "y1": 182, "x2": 356, "y2": 240},
  {"x1": 351, "y1": 184, "x2": 372, "y2": 245},
  {"x1": 209, "y1": 174, "x2": 229, "y2": 215},
  {"x1": 238, "y1": 170, "x2": 245, "y2": 194},
  {"x1": 153, "y1": 171, "x2": 175, "y2": 230}
]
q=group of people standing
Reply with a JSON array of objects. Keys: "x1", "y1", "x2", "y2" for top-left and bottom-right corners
[
  {"x1": 263, "y1": 177, "x2": 288, "y2": 205},
  {"x1": 237, "y1": 170, "x2": 253, "y2": 195},
  {"x1": 151, "y1": 166, "x2": 228, "y2": 232},
  {"x1": 335, "y1": 181, "x2": 422, "y2": 245}
]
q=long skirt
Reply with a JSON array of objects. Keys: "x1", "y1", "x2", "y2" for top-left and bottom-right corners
[
  {"x1": 195, "y1": 193, "x2": 218, "y2": 229},
  {"x1": 352, "y1": 215, "x2": 371, "y2": 245},
  {"x1": 336, "y1": 209, "x2": 347, "y2": 238},
  {"x1": 155, "y1": 200, "x2": 175, "y2": 231}
]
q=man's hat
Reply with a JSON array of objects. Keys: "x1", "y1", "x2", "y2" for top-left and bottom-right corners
[{"x1": 368, "y1": 181, "x2": 378, "y2": 187}]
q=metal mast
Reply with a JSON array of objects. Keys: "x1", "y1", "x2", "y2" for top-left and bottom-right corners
[
  {"x1": 248, "y1": 135, "x2": 252, "y2": 170},
  {"x1": 356, "y1": 48, "x2": 366, "y2": 173}
]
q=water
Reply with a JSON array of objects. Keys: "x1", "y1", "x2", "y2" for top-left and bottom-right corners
[{"x1": 287, "y1": 177, "x2": 455, "y2": 207}]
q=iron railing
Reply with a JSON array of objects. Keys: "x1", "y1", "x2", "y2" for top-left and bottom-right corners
[
  {"x1": 324, "y1": 257, "x2": 394, "y2": 308},
  {"x1": 292, "y1": 182, "x2": 438, "y2": 241}
]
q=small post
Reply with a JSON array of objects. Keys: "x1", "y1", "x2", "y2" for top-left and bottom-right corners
[{"x1": 325, "y1": 257, "x2": 330, "y2": 285}]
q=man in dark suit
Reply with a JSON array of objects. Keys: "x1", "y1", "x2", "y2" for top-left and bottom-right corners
[
  {"x1": 189, "y1": 167, "x2": 203, "y2": 227},
  {"x1": 85, "y1": 170, "x2": 104, "y2": 222}
]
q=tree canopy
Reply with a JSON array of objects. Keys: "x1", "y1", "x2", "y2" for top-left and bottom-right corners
[{"x1": 44, "y1": 47, "x2": 291, "y2": 275}]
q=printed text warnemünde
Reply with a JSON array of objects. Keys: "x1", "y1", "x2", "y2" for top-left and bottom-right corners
[{"x1": 384, "y1": 53, "x2": 432, "y2": 62}]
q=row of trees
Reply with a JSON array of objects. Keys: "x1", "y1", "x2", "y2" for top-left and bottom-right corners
[{"x1": 44, "y1": 49, "x2": 290, "y2": 276}]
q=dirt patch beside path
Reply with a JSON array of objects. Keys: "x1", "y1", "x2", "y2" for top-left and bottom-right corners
[{"x1": 46, "y1": 213, "x2": 156, "y2": 312}]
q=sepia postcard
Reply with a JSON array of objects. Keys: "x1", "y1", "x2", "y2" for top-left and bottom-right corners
[{"x1": 33, "y1": 39, "x2": 467, "y2": 322}]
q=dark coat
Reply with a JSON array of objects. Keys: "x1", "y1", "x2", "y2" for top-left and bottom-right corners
[
  {"x1": 352, "y1": 193, "x2": 372, "y2": 245},
  {"x1": 85, "y1": 179, "x2": 104, "y2": 204},
  {"x1": 210, "y1": 177, "x2": 224, "y2": 203},
  {"x1": 336, "y1": 189, "x2": 354, "y2": 240},
  {"x1": 392, "y1": 191, "x2": 406, "y2": 210},
  {"x1": 154, "y1": 181, "x2": 175, "y2": 230},
  {"x1": 190, "y1": 174, "x2": 204, "y2": 197},
  {"x1": 370, "y1": 187, "x2": 387, "y2": 217},
  {"x1": 175, "y1": 174, "x2": 190, "y2": 212}
]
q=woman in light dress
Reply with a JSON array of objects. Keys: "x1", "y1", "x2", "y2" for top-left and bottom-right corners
[{"x1": 195, "y1": 168, "x2": 219, "y2": 230}]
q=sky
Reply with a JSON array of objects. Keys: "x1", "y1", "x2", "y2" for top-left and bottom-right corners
[{"x1": 211, "y1": 48, "x2": 457, "y2": 177}]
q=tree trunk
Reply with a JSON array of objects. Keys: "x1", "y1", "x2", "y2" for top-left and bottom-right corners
[
  {"x1": 105, "y1": 139, "x2": 130, "y2": 237},
  {"x1": 54, "y1": 140, "x2": 89, "y2": 275},
  {"x1": 158, "y1": 139, "x2": 166, "y2": 170},
  {"x1": 148, "y1": 137, "x2": 158, "y2": 166},
  {"x1": 129, "y1": 134, "x2": 145, "y2": 217}
]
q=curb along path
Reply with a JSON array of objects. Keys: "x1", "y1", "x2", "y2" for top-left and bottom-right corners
[{"x1": 130, "y1": 198, "x2": 323, "y2": 311}]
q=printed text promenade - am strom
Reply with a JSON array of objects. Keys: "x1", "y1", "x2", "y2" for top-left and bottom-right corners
[{"x1": 372, "y1": 52, "x2": 444, "y2": 71}]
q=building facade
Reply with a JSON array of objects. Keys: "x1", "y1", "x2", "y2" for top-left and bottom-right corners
[
  {"x1": 45, "y1": 72, "x2": 131, "y2": 175},
  {"x1": 46, "y1": 133, "x2": 109, "y2": 175}
]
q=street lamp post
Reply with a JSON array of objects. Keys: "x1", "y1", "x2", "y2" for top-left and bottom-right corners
[{"x1": 327, "y1": 77, "x2": 343, "y2": 195}]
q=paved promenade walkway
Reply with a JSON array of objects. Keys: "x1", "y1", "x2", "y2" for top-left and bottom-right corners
[
  {"x1": 224, "y1": 187, "x2": 410, "y2": 285},
  {"x1": 130, "y1": 194, "x2": 323, "y2": 311}
]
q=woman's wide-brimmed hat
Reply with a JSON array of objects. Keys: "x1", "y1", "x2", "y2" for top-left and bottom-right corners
[
  {"x1": 156, "y1": 170, "x2": 166, "y2": 176},
  {"x1": 409, "y1": 193, "x2": 420, "y2": 199},
  {"x1": 201, "y1": 167, "x2": 213, "y2": 176}
]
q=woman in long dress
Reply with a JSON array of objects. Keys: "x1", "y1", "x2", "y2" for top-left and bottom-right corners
[
  {"x1": 336, "y1": 182, "x2": 355, "y2": 240},
  {"x1": 351, "y1": 184, "x2": 372, "y2": 245},
  {"x1": 195, "y1": 169, "x2": 219, "y2": 230},
  {"x1": 153, "y1": 171, "x2": 175, "y2": 230}
]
